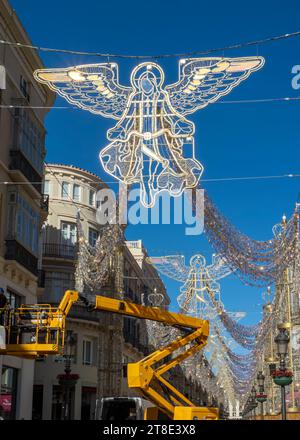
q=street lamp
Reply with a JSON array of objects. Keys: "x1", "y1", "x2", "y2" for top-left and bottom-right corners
[
  {"x1": 57, "y1": 332, "x2": 79, "y2": 420},
  {"x1": 271, "y1": 328, "x2": 293, "y2": 420},
  {"x1": 275, "y1": 328, "x2": 289, "y2": 371},
  {"x1": 256, "y1": 371, "x2": 267, "y2": 419}
]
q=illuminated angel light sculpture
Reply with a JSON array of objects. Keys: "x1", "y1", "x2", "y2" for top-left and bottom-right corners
[
  {"x1": 34, "y1": 57, "x2": 264, "y2": 207},
  {"x1": 148, "y1": 253, "x2": 232, "y2": 314}
]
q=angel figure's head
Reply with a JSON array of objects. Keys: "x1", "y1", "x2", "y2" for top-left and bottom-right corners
[
  {"x1": 130, "y1": 62, "x2": 164, "y2": 94},
  {"x1": 190, "y1": 254, "x2": 206, "y2": 269}
]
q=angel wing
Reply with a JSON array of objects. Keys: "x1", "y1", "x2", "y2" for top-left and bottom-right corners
[
  {"x1": 227, "y1": 311, "x2": 246, "y2": 322},
  {"x1": 206, "y1": 254, "x2": 233, "y2": 280},
  {"x1": 34, "y1": 63, "x2": 132, "y2": 120},
  {"x1": 166, "y1": 56, "x2": 264, "y2": 115},
  {"x1": 146, "y1": 255, "x2": 189, "y2": 282}
]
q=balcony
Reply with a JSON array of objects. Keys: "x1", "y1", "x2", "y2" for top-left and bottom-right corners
[
  {"x1": 43, "y1": 243, "x2": 76, "y2": 259},
  {"x1": 123, "y1": 328, "x2": 149, "y2": 355},
  {"x1": 5, "y1": 239, "x2": 38, "y2": 275},
  {"x1": 69, "y1": 304, "x2": 102, "y2": 323},
  {"x1": 9, "y1": 150, "x2": 42, "y2": 193}
]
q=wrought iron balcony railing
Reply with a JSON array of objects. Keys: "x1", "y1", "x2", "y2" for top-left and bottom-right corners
[
  {"x1": 123, "y1": 328, "x2": 149, "y2": 355},
  {"x1": 42, "y1": 243, "x2": 76, "y2": 259},
  {"x1": 9, "y1": 150, "x2": 42, "y2": 193},
  {"x1": 5, "y1": 239, "x2": 38, "y2": 275}
]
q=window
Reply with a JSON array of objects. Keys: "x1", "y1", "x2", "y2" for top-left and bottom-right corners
[
  {"x1": 81, "y1": 387, "x2": 96, "y2": 420},
  {"x1": 44, "y1": 272, "x2": 75, "y2": 303},
  {"x1": 20, "y1": 75, "x2": 30, "y2": 101},
  {"x1": 51, "y1": 385, "x2": 74, "y2": 420},
  {"x1": 32, "y1": 385, "x2": 43, "y2": 420},
  {"x1": 5, "y1": 290, "x2": 22, "y2": 309},
  {"x1": 0, "y1": 366, "x2": 18, "y2": 420},
  {"x1": 61, "y1": 182, "x2": 69, "y2": 199},
  {"x1": 43, "y1": 180, "x2": 50, "y2": 195},
  {"x1": 73, "y1": 184, "x2": 81, "y2": 202},
  {"x1": 123, "y1": 317, "x2": 138, "y2": 348},
  {"x1": 0, "y1": 65, "x2": 5, "y2": 90},
  {"x1": 88, "y1": 228, "x2": 99, "y2": 247},
  {"x1": 61, "y1": 222, "x2": 77, "y2": 244},
  {"x1": 89, "y1": 190, "x2": 95, "y2": 207},
  {"x1": 8, "y1": 192, "x2": 39, "y2": 254},
  {"x1": 122, "y1": 355, "x2": 129, "y2": 378},
  {"x1": 13, "y1": 109, "x2": 45, "y2": 174},
  {"x1": 82, "y1": 339, "x2": 93, "y2": 366}
]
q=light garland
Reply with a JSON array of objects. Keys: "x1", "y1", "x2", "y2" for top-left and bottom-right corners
[
  {"x1": 188, "y1": 190, "x2": 300, "y2": 287},
  {"x1": 75, "y1": 212, "x2": 124, "y2": 293},
  {"x1": 148, "y1": 250, "x2": 263, "y2": 401}
]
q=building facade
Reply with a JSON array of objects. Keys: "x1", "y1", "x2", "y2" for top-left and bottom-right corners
[
  {"x1": 33, "y1": 164, "x2": 171, "y2": 419},
  {"x1": 33, "y1": 164, "x2": 107, "y2": 420},
  {"x1": 0, "y1": 0, "x2": 54, "y2": 420}
]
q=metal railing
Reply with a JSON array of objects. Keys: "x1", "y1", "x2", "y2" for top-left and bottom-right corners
[
  {"x1": 43, "y1": 243, "x2": 76, "y2": 259},
  {"x1": 9, "y1": 149, "x2": 42, "y2": 194},
  {"x1": 5, "y1": 239, "x2": 38, "y2": 275}
]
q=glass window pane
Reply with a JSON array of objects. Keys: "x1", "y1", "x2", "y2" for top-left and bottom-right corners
[
  {"x1": 0, "y1": 366, "x2": 18, "y2": 420},
  {"x1": 61, "y1": 223, "x2": 69, "y2": 241},
  {"x1": 88, "y1": 228, "x2": 98, "y2": 247},
  {"x1": 16, "y1": 109, "x2": 44, "y2": 174},
  {"x1": 43, "y1": 180, "x2": 50, "y2": 195},
  {"x1": 61, "y1": 222, "x2": 77, "y2": 244},
  {"x1": 73, "y1": 185, "x2": 80, "y2": 202},
  {"x1": 83, "y1": 340, "x2": 92, "y2": 365},
  {"x1": 89, "y1": 190, "x2": 95, "y2": 207},
  {"x1": 61, "y1": 182, "x2": 69, "y2": 199},
  {"x1": 13, "y1": 193, "x2": 40, "y2": 254}
]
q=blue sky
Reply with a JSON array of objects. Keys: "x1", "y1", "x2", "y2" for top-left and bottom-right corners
[{"x1": 9, "y1": 0, "x2": 300, "y2": 324}]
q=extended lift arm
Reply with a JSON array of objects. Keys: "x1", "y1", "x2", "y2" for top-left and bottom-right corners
[
  {"x1": 0, "y1": 291, "x2": 217, "y2": 419},
  {"x1": 92, "y1": 295, "x2": 212, "y2": 419}
]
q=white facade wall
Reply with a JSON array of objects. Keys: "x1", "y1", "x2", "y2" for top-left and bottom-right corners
[{"x1": 0, "y1": 0, "x2": 54, "y2": 420}]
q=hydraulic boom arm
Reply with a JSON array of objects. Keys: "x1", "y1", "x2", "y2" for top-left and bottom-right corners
[
  {"x1": 0, "y1": 291, "x2": 218, "y2": 419},
  {"x1": 92, "y1": 295, "x2": 218, "y2": 420}
]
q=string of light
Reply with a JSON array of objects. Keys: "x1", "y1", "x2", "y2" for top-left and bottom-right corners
[
  {"x1": 1, "y1": 96, "x2": 300, "y2": 111},
  {"x1": 1, "y1": 30, "x2": 300, "y2": 59},
  {"x1": 1, "y1": 172, "x2": 299, "y2": 187},
  {"x1": 194, "y1": 191, "x2": 300, "y2": 287}
]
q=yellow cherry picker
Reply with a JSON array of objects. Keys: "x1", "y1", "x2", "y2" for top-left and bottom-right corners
[{"x1": 0, "y1": 290, "x2": 218, "y2": 420}]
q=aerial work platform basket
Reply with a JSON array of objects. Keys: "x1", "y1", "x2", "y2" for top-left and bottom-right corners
[{"x1": 0, "y1": 290, "x2": 79, "y2": 358}]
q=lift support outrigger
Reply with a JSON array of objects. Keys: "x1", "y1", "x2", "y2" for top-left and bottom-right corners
[{"x1": 0, "y1": 291, "x2": 218, "y2": 420}]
